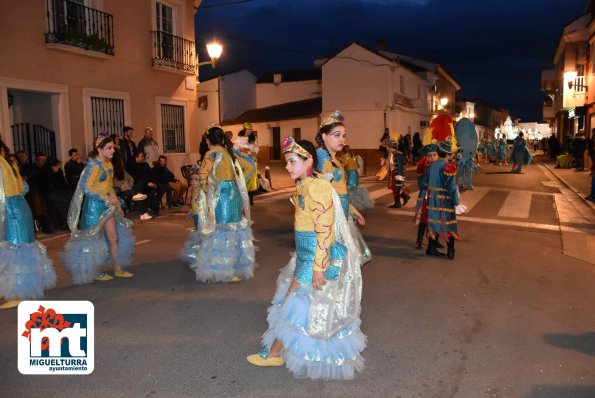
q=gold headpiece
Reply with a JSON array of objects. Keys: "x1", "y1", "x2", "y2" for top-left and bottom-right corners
[
  {"x1": 320, "y1": 110, "x2": 344, "y2": 129},
  {"x1": 95, "y1": 131, "x2": 111, "y2": 148},
  {"x1": 282, "y1": 136, "x2": 311, "y2": 159},
  {"x1": 207, "y1": 122, "x2": 222, "y2": 131}
]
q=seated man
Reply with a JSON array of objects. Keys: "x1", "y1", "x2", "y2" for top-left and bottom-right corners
[
  {"x1": 152, "y1": 155, "x2": 188, "y2": 207},
  {"x1": 129, "y1": 151, "x2": 162, "y2": 217}
]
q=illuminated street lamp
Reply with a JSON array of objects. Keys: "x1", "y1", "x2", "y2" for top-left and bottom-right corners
[
  {"x1": 197, "y1": 41, "x2": 223, "y2": 73},
  {"x1": 440, "y1": 97, "x2": 449, "y2": 107}
]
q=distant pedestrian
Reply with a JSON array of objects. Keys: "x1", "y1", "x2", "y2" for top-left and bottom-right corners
[
  {"x1": 509, "y1": 132, "x2": 532, "y2": 173},
  {"x1": 137, "y1": 127, "x2": 160, "y2": 168}
]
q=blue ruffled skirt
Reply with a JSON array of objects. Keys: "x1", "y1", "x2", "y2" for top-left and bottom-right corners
[
  {"x1": 189, "y1": 225, "x2": 255, "y2": 282},
  {"x1": 0, "y1": 196, "x2": 56, "y2": 300},
  {"x1": 260, "y1": 231, "x2": 366, "y2": 380},
  {"x1": 60, "y1": 197, "x2": 135, "y2": 284},
  {"x1": 179, "y1": 215, "x2": 202, "y2": 264}
]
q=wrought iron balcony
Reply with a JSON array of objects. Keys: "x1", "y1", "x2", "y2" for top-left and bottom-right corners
[
  {"x1": 45, "y1": 0, "x2": 114, "y2": 55},
  {"x1": 152, "y1": 31, "x2": 196, "y2": 74}
]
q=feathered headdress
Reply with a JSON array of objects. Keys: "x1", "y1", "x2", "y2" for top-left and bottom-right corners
[
  {"x1": 320, "y1": 110, "x2": 345, "y2": 128},
  {"x1": 422, "y1": 114, "x2": 458, "y2": 152},
  {"x1": 282, "y1": 136, "x2": 311, "y2": 159}
]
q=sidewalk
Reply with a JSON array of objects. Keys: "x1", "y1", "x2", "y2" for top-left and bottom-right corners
[{"x1": 535, "y1": 153, "x2": 594, "y2": 211}]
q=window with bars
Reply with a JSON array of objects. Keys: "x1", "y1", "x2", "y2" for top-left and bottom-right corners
[
  {"x1": 161, "y1": 104, "x2": 185, "y2": 153},
  {"x1": 91, "y1": 97, "x2": 124, "y2": 137}
]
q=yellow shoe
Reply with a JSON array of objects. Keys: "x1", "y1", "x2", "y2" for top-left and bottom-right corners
[
  {"x1": 230, "y1": 276, "x2": 242, "y2": 283},
  {"x1": 0, "y1": 299, "x2": 21, "y2": 309},
  {"x1": 114, "y1": 271, "x2": 134, "y2": 278},
  {"x1": 246, "y1": 353, "x2": 284, "y2": 367},
  {"x1": 94, "y1": 273, "x2": 113, "y2": 282}
]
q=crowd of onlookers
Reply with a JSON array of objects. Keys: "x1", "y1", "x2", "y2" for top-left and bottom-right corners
[{"x1": 8, "y1": 125, "x2": 189, "y2": 234}]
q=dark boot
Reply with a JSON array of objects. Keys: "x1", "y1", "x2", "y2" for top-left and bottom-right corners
[
  {"x1": 435, "y1": 238, "x2": 444, "y2": 249},
  {"x1": 389, "y1": 195, "x2": 401, "y2": 208},
  {"x1": 426, "y1": 236, "x2": 445, "y2": 257},
  {"x1": 400, "y1": 192, "x2": 410, "y2": 206},
  {"x1": 415, "y1": 222, "x2": 426, "y2": 249},
  {"x1": 447, "y1": 236, "x2": 455, "y2": 260}
]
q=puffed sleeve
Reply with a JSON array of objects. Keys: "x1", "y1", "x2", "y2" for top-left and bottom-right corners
[
  {"x1": 306, "y1": 179, "x2": 335, "y2": 273},
  {"x1": 234, "y1": 151, "x2": 256, "y2": 181},
  {"x1": 443, "y1": 162, "x2": 460, "y2": 206}
]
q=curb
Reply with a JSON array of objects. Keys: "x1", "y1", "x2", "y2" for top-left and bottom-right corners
[{"x1": 537, "y1": 159, "x2": 595, "y2": 212}]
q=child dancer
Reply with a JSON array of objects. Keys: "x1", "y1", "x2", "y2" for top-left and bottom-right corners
[
  {"x1": 247, "y1": 137, "x2": 366, "y2": 379},
  {"x1": 179, "y1": 165, "x2": 202, "y2": 264},
  {"x1": 61, "y1": 133, "x2": 135, "y2": 283},
  {"x1": 414, "y1": 144, "x2": 439, "y2": 250},
  {"x1": 190, "y1": 124, "x2": 256, "y2": 283},
  {"x1": 342, "y1": 145, "x2": 374, "y2": 211},
  {"x1": 386, "y1": 133, "x2": 411, "y2": 208},
  {"x1": 0, "y1": 141, "x2": 56, "y2": 309}
]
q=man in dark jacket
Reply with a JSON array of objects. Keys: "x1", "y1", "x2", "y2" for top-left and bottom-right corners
[
  {"x1": 152, "y1": 155, "x2": 186, "y2": 207},
  {"x1": 121, "y1": 126, "x2": 137, "y2": 172},
  {"x1": 573, "y1": 130, "x2": 587, "y2": 171},
  {"x1": 64, "y1": 148, "x2": 85, "y2": 190},
  {"x1": 129, "y1": 151, "x2": 161, "y2": 216}
]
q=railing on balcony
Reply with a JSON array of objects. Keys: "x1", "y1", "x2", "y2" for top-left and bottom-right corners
[
  {"x1": 45, "y1": 0, "x2": 114, "y2": 55},
  {"x1": 152, "y1": 31, "x2": 196, "y2": 73},
  {"x1": 574, "y1": 76, "x2": 586, "y2": 93}
]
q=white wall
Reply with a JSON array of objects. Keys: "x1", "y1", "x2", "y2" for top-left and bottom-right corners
[
  {"x1": 197, "y1": 78, "x2": 220, "y2": 132},
  {"x1": 323, "y1": 43, "x2": 429, "y2": 149},
  {"x1": 256, "y1": 80, "x2": 321, "y2": 108},
  {"x1": 219, "y1": 70, "x2": 256, "y2": 121}
]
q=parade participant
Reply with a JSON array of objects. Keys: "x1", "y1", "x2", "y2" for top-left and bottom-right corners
[
  {"x1": 509, "y1": 131, "x2": 532, "y2": 173},
  {"x1": 497, "y1": 134, "x2": 508, "y2": 165},
  {"x1": 179, "y1": 165, "x2": 202, "y2": 264},
  {"x1": 60, "y1": 132, "x2": 135, "y2": 284},
  {"x1": 455, "y1": 117, "x2": 479, "y2": 191},
  {"x1": 426, "y1": 141, "x2": 462, "y2": 259},
  {"x1": 247, "y1": 137, "x2": 366, "y2": 379},
  {"x1": 386, "y1": 133, "x2": 410, "y2": 208},
  {"x1": 315, "y1": 111, "x2": 371, "y2": 264},
  {"x1": 341, "y1": 145, "x2": 374, "y2": 211},
  {"x1": 414, "y1": 144, "x2": 439, "y2": 250},
  {"x1": 0, "y1": 141, "x2": 56, "y2": 309},
  {"x1": 234, "y1": 123, "x2": 259, "y2": 204},
  {"x1": 488, "y1": 136, "x2": 498, "y2": 163},
  {"x1": 477, "y1": 137, "x2": 489, "y2": 164},
  {"x1": 190, "y1": 124, "x2": 256, "y2": 283}
]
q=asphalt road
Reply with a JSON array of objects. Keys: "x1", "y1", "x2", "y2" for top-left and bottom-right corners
[{"x1": 1, "y1": 160, "x2": 595, "y2": 398}]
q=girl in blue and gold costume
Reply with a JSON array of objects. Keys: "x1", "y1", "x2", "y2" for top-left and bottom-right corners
[
  {"x1": 315, "y1": 111, "x2": 371, "y2": 264},
  {"x1": 0, "y1": 141, "x2": 56, "y2": 309},
  {"x1": 179, "y1": 165, "x2": 202, "y2": 264},
  {"x1": 341, "y1": 145, "x2": 374, "y2": 211},
  {"x1": 60, "y1": 134, "x2": 135, "y2": 284},
  {"x1": 247, "y1": 137, "x2": 366, "y2": 380},
  {"x1": 190, "y1": 124, "x2": 256, "y2": 283}
]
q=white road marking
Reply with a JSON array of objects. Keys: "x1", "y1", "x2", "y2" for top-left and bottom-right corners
[
  {"x1": 497, "y1": 190, "x2": 532, "y2": 218},
  {"x1": 554, "y1": 192, "x2": 595, "y2": 224},
  {"x1": 386, "y1": 207, "x2": 570, "y2": 232},
  {"x1": 459, "y1": 186, "x2": 490, "y2": 213}
]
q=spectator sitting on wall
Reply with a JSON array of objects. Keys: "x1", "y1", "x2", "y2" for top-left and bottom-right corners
[
  {"x1": 129, "y1": 151, "x2": 161, "y2": 217},
  {"x1": 17, "y1": 151, "x2": 54, "y2": 234},
  {"x1": 64, "y1": 147, "x2": 85, "y2": 191},
  {"x1": 137, "y1": 127, "x2": 160, "y2": 168},
  {"x1": 112, "y1": 151, "x2": 152, "y2": 220},
  {"x1": 152, "y1": 155, "x2": 187, "y2": 208}
]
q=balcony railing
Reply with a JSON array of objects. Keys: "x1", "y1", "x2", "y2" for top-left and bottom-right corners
[
  {"x1": 574, "y1": 76, "x2": 586, "y2": 93},
  {"x1": 45, "y1": 0, "x2": 114, "y2": 55},
  {"x1": 152, "y1": 31, "x2": 196, "y2": 74}
]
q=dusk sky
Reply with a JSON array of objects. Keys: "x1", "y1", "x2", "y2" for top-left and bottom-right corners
[{"x1": 195, "y1": 0, "x2": 586, "y2": 122}]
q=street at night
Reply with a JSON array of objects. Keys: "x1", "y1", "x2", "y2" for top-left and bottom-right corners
[{"x1": 1, "y1": 158, "x2": 594, "y2": 398}]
